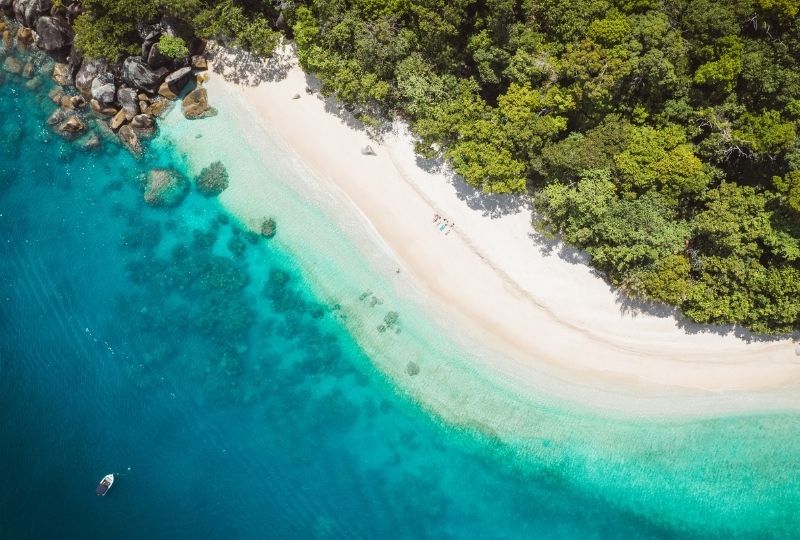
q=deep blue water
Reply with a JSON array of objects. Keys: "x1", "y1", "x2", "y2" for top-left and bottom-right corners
[{"x1": 1, "y1": 54, "x2": 796, "y2": 539}]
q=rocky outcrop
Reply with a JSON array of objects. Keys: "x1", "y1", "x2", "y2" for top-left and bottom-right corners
[
  {"x1": 158, "y1": 66, "x2": 192, "y2": 99},
  {"x1": 56, "y1": 115, "x2": 85, "y2": 138},
  {"x1": 143, "y1": 168, "x2": 189, "y2": 207},
  {"x1": 90, "y1": 72, "x2": 115, "y2": 104},
  {"x1": 116, "y1": 86, "x2": 139, "y2": 119},
  {"x1": 35, "y1": 16, "x2": 72, "y2": 52},
  {"x1": 75, "y1": 58, "x2": 107, "y2": 96},
  {"x1": 109, "y1": 109, "x2": 126, "y2": 130},
  {"x1": 191, "y1": 55, "x2": 207, "y2": 70},
  {"x1": 51, "y1": 62, "x2": 70, "y2": 85},
  {"x1": 145, "y1": 98, "x2": 170, "y2": 117},
  {"x1": 118, "y1": 124, "x2": 141, "y2": 155},
  {"x1": 182, "y1": 87, "x2": 213, "y2": 119},
  {"x1": 1, "y1": 10, "x2": 210, "y2": 157},
  {"x1": 122, "y1": 56, "x2": 166, "y2": 93},
  {"x1": 140, "y1": 28, "x2": 160, "y2": 60},
  {"x1": 146, "y1": 43, "x2": 170, "y2": 69},
  {"x1": 14, "y1": 0, "x2": 51, "y2": 28},
  {"x1": 90, "y1": 98, "x2": 117, "y2": 116},
  {"x1": 16, "y1": 26, "x2": 33, "y2": 46},
  {"x1": 130, "y1": 113, "x2": 154, "y2": 131}
]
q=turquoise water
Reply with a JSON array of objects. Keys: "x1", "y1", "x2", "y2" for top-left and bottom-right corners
[{"x1": 0, "y1": 53, "x2": 798, "y2": 539}]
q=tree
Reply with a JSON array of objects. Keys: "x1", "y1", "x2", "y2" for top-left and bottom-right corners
[{"x1": 158, "y1": 35, "x2": 189, "y2": 60}]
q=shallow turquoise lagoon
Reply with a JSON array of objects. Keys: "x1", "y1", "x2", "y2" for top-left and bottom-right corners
[{"x1": 0, "y1": 56, "x2": 798, "y2": 539}]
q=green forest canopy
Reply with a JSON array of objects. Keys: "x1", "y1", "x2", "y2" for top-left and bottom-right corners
[{"x1": 72, "y1": 0, "x2": 800, "y2": 334}]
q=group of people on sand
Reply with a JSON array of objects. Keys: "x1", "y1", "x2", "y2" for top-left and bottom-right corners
[{"x1": 432, "y1": 214, "x2": 454, "y2": 235}]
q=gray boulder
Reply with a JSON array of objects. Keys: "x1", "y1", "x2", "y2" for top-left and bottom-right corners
[
  {"x1": 122, "y1": 56, "x2": 165, "y2": 93},
  {"x1": 116, "y1": 86, "x2": 139, "y2": 119},
  {"x1": 130, "y1": 114, "x2": 154, "y2": 131},
  {"x1": 164, "y1": 67, "x2": 192, "y2": 95},
  {"x1": 35, "y1": 16, "x2": 72, "y2": 51},
  {"x1": 91, "y1": 73, "x2": 115, "y2": 104},
  {"x1": 75, "y1": 58, "x2": 107, "y2": 96},
  {"x1": 146, "y1": 43, "x2": 170, "y2": 69},
  {"x1": 14, "y1": 0, "x2": 51, "y2": 27},
  {"x1": 141, "y1": 29, "x2": 160, "y2": 60}
]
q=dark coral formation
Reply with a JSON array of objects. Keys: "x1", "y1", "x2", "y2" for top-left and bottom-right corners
[
  {"x1": 143, "y1": 168, "x2": 189, "y2": 207},
  {"x1": 195, "y1": 160, "x2": 229, "y2": 197}
]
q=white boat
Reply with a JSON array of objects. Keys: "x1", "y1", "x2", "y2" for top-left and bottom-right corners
[{"x1": 95, "y1": 474, "x2": 114, "y2": 496}]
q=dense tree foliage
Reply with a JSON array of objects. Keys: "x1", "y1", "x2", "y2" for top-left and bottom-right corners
[
  {"x1": 283, "y1": 0, "x2": 800, "y2": 333},
  {"x1": 73, "y1": 0, "x2": 283, "y2": 61},
  {"x1": 66, "y1": 0, "x2": 800, "y2": 333}
]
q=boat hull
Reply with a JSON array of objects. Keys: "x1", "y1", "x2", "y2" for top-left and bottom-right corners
[{"x1": 95, "y1": 474, "x2": 114, "y2": 496}]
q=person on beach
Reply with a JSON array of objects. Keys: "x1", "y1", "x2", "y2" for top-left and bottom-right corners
[
  {"x1": 446, "y1": 222, "x2": 454, "y2": 235},
  {"x1": 433, "y1": 213, "x2": 440, "y2": 223}
]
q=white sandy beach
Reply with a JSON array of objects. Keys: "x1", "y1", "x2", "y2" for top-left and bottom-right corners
[{"x1": 204, "y1": 45, "x2": 800, "y2": 408}]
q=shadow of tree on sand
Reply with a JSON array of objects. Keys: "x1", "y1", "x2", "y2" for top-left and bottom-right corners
[
  {"x1": 207, "y1": 43, "x2": 293, "y2": 86},
  {"x1": 614, "y1": 291, "x2": 798, "y2": 343},
  {"x1": 413, "y1": 152, "x2": 530, "y2": 219}
]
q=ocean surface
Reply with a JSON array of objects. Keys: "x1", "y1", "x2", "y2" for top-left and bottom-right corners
[{"x1": 1, "y1": 49, "x2": 799, "y2": 539}]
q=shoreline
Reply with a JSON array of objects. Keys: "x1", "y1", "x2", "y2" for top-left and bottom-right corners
[{"x1": 203, "y1": 45, "x2": 800, "y2": 413}]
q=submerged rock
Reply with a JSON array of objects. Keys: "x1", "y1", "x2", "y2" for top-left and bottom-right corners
[
  {"x1": 47, "y1": 107, "x2": 66, "y2": 125},
  {"x1": 143, "y1": 168, "x2": 189, "y2": 207},
  {"x1": 406, "y1": 361, "x2": 420, "y2": 376},
  {"x1": 195, "y1": 161, "x2": 229, "y2": 197},
  {"x1": 56, "y1": 115, "x2": 86, "y2": 138},
  {"x1": 81, "y1": 132, "x2": 101, "y2": 151},
  {"x1": 2, "y1": 56, "x2": 22, "y2": 75}
]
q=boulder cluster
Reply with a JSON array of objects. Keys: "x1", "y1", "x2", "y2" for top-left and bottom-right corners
[{"x1": 0, "y1": 1, "x2": 213, "y2": 155}]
